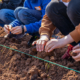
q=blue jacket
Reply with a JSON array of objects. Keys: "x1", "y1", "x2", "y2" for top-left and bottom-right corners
[{"x1": 10, "y1": 0, "x2": 51, "y2": 33}]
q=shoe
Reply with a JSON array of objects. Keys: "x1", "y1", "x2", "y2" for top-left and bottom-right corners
[
  {"x1": 62, "y1": 44, "x2": 74, "y2": 59},
  {"x1": 27, "y1": 36, "x2": 39, "y2": 46}
]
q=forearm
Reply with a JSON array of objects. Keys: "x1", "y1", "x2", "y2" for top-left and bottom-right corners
[
  {"x1": 40, "y1": 35, "x2": 49, "y2": 41},
  {"x1": 60, "y1": 34, "x2": 74, "y2": 45}
]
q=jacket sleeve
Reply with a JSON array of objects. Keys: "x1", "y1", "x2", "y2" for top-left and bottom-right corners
[
  {"x1": 25, "y1": 20, "x2": 41, "y2": 33},
  {"x1": 39, "y1": 14, "x2": 56, "y2": 38},
  {"x1": 25, "y1": 0, "x2": 51, "y2": 33},
  {"x1": 70, "y1": 24, "x2": 80, "y2": 43},
  {"x1": 0, "y1": 0, "x2": 22, "y2": 10},
  {"x1": 9, "y1": 19, "x2": 22, "y2": 27}
]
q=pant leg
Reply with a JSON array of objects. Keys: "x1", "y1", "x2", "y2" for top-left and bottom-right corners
[
  {"x1": 67, "y1": 0, "x2": 80, "y2": 26},
  {"x1": 46, "y1": 0, "x2": 80, "y2": 46},
  {"x1": 0, "y1": 9, "x2": 15, "y2": 24},
  {"x1": 46, "y1": 1, "x2": 75, "y2": 36},
  {"x1": 17, "y1": 8, "x2": 42, "y2": 24},
  {"x1": 14, "y1": 7, "x2": 41, "y2": 36},
  {"x1": 14, "y1": 7, "x2": 26, "y2": 20}
]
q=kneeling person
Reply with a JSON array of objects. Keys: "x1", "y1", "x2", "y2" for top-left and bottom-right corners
[
  {"x1": 4, "y1": 0, "x2": 51, "y2": 45},
  {"x1": 32, "y1": 0, "x2": 80, "y2": 61}
]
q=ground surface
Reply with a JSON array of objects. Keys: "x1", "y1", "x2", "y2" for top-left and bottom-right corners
[{"x1": 0, "y1": 27, "x2": 80, "y2": 80}]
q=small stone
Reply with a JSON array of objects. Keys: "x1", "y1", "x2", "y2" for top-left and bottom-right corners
[
  {"x1": 44, "y1": 56, "x2": 49, "y2": 61},
  {"x1": 51, "y1": 72, "x2": 55, "y2": 75},
  {"x1": 14, "y1": 67, "x2": 18, "y2": 72},
  {"x1": 41, "y1": 73, "x2": 47, "y2": 78},
  {"x1": 50, "y1": 56, "x2": 57, "y2": 61}
]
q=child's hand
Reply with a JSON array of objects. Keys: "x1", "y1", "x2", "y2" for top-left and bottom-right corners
[
  {"x1": 11, "y1": 26, "x2": 22, "y2": 34},
  {"x1": 11, "y1": 26, "x2": 26, "y2": 35},
  {"x1": 4, "y1": 25, "x2": 12, "y2": 34},
  {"x1": 32, "y1": 35, "x2": 49, "y2": 52}
]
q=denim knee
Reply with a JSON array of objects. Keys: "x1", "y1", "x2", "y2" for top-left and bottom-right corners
[
  {"x1": 18, "y1": 9, "x2": 32, "y2": 24},
  {"x1": 0, "y1": 9, "x2": 13, "y2": 24},
  {"x1": 14, "y1": 7, "x2": 23, "y2": 19}
]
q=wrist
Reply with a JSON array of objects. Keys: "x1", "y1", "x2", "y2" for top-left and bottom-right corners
[
  {"x1": 24, "y1": 26, "x2": 27, "y2": 32},
  {"x1": 40, "y1": 35, "x2": 49, "y2": 41},
  {"x1": 61, "y1": 34, "x2": 74, "y2": 46}
]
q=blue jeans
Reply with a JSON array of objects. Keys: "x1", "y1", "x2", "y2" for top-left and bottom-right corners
[
  {"x1": 14, "y1": 7, "x2": 42, "y2": 24},
  {"x1": 14, "y1": 7, "x2": 41, "y2": 36},
  {"x1": 0, "y1": 9, "x2": 15, "y2": 27}
]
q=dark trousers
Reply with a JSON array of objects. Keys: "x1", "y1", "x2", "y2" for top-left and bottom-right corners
[{"x1": 46, "y1": 0, "x2": 80, "y2": 46}]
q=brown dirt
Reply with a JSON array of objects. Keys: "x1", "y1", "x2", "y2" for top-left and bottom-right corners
[{"x1": 0, "y1": 27, "x2": 80, "y2": 80}]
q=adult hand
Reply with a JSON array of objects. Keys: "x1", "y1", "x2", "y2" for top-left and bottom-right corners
[
  {"x1": 72, "y1": 48, "x2": 80, "y2": 61},
  {"x1": 45, "y1": 34, "x2": 74, "y2": 52},
  {"x1": 45, "y1": 38, "x2": 66, "y2": 52},
  {"x1": 32, "y1": 35, "x2": 49, "y2": 52},
  {"x1": 73, "y1": 44, "x2": 80, "y2": 50},
  {"x1": 4, "y1": 25, "x2": 12, "y2": 34},
  {"x1": 11, "y1": 26, "x2": 26, "y2": 35}
]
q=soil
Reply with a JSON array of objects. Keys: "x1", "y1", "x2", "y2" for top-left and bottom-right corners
[{"x1": 0, "y1": 27, "x2": 80, "y2": 80}]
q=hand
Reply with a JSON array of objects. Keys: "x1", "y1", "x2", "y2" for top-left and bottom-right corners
[
  {"x1": 73, "y1": 44, "x2": 80, "y2": 50},
  {"x1": 45, "y1": 39, "x2": 66, "y2": 52},
  {"x1": 72, "y1": 48, "x2": 80, "y2": 61},
  {"x1": 4, "y1": 25, "x2": 12, "y2": 34},
  {"x1": 11, "y1": 26, "x2": 27, "y2": 34},
  {"x1": 11, "y1": 26, "x2": 22, "y2": 34},
  {"x1": 32, "y1": 35, "x2": 49, "y2": 52},
  {"x1": 45, "y1": 34, "x2": 74, "y2": 52}
]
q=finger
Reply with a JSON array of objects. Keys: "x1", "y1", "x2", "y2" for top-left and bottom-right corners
[
  {"x1": 73, "y1": 44, "x2": 79, "y2": 50},
  {"x1": 11, "y1": 27, "x2": 17, "y2": 31},
  {"x1": 38, "y1": 40, "x2": 42, "y2": 52},
  {"x1": 48, "y1": 45, "x2": 56, "y2": 52},
  {"x1": 72, "y1": 53, "x2": 80, "y2": 60},
  {"x1": 45, "y1": 42, "x2": 53, "y2": 52},
  {"x1": 32, "y1": 41, "x2": 37, "y2": 45},
  {"x1": 72, "y1": 56, "x2": 80, "y2": 61},
  {"x1": 36, "y1": 40, "x2": 39, "y2": 51},
  {"x1": 11, "y1": 28, "x2": 20, "y2": 34},
  {"x1": 73, "y1": 49, "x2": 80, "y2": 53},
  {"x1": 41, "y1": 41, "x2": 46, "y2": 51},
  {"x1": 4, "y1": 27, "x2": 9, "y2": 34},
  {"x1": 4, "y1": 25, "x2": 9, "y2": 30},
  {"x1": 45, "y1": 41, "x2": 50, "y2": 52},
  {"x1": 11, "y1": 30, "x2": 19, "y2": 34},
  {"x1": 8, "y1": 25, "x2": 12, "y2": 30},
  {"x1": 75, "y1": 59, "x2": 80, "y2": 62}
]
